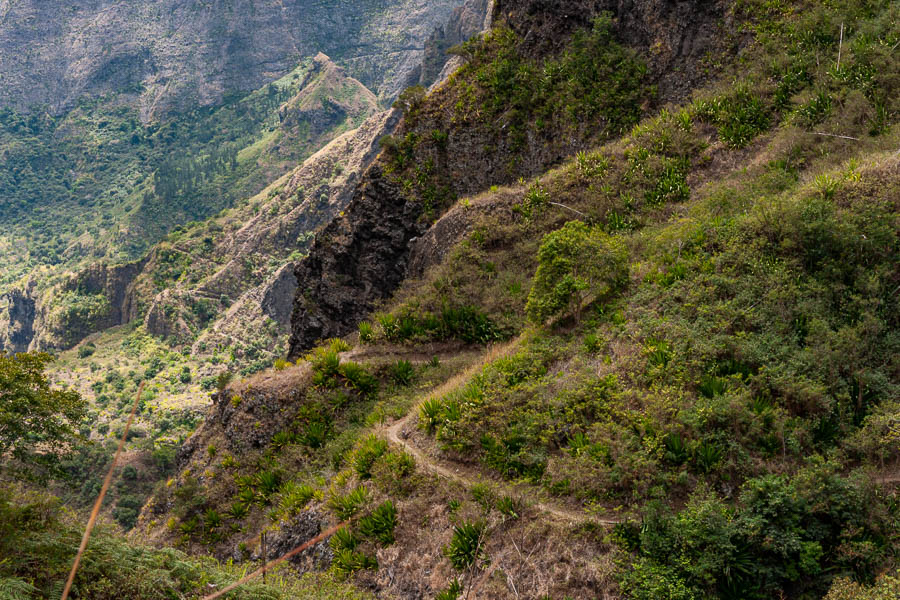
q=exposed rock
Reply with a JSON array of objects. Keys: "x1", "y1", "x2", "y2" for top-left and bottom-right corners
[
  {"x1": 254, "y1": 512, "x2": 333, "y2": 570},
  {"x1": 261, "y1": 263, "x2": 300, "y2": 327},
  {"x1": 287, "y1": 0, "x2": 730, "y2": 356},
  {"x1": 419, "y1": 0, "x2": 494, "y2": 86},
  {"x1": 289, "y1": 165, "x2": 425, "y2": 354},
  {"x1": 0, "y1": 283, "x2": 37, "y2": 353},
  {"x1": 25, "y1": 257, "x2": 148, "y2": 351},
  {"x1": 0, "y1": 0, "x2": 464, "y2": 118},
  {"x1": 494, "y1": 0, "x2": 735, "y2": 103}
]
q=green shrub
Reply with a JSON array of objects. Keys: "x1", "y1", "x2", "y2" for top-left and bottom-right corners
[
  {"x1": 353, "y1": 435, "x2": 389, "y2": 479},
  {"x1": 254, "y1": 470, "x2": 282, "y2": 502},
  {"x1": 496, "y1": 496, "x2": 520, "y2": 519},
  {"x1": 331, "y1": 548, "x2": 377, "y2": 578},
  {"x1": 328, "y1": 486, "x2": 369, "y2": 520},
  {"x1": 358, "y1": 322, "x2": 375, "y2": 343},
  {"x1": 227, "y1": 501, "x2": 250, "y2": 520},
  {"x1": 0, "y1": 577, "x2": 37, "y2": 600},
  {"x1": 435, "y1": 580, "x2": 463, "y2": 600},
  {"x1": 329, "y1": 526, "x2": 360, "y2": 552},
  {"x1": 215, "y1": 371, "x2": 233, "y2": 391},
  {"x1": 300, "y1": 420, "x2": 331, "y2": 449},
  {"x1": 278, "y1": 481, "x2": 317, "y2": 517},
  {"x1": 270, "y1": 430, "x2": 298, "y2": 450},
  {"x1": 693, "y1": 440, "x2": 723, "y2": 474},
  {"x1": 526, "y1": 221, "x2": 629, "y2": 324},
  {"x1": 444, "y1": 521, "x2": 486, "y2": 571},
  {"x1": 696, "y1": 87, "x2": 771, "y2": 148},
  {"x1": 273, "y1": 358, "x2": 290, "y2": 371},
  {"x1": 358, "y1": 500, "x2": 398, "y2": 545},
  {"x1": 390, "y1": 359, "x2": 415, "y2": 386},
  {"x1": 339, "y1": 362, "x2": 378, "y2": 397},
  {"x1": 419, "y1": 398, "x2": 445, "y2": 434}
]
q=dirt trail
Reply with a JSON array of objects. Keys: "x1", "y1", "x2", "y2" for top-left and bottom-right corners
[{"x1": 384, "y1": 338, "x2": 623, "y2": 526}]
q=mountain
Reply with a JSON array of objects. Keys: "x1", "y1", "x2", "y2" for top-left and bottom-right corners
[
  {"x1": 0, "y1": 0, "x2": 479, "y2": 353},
  {"x1": 0, "y1": 0, "x2": 462, "y2": 117},
  {"x1": 3, "y1": 0, "x2": 900, "y2": 599}
]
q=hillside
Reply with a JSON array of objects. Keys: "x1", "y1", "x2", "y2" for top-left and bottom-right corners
[
  {"x1": 0, "y1": 0, "x2": 471, "y2": 353},
  {"x1": 135, "y1": 0, "x2": 900, "y2": 598},
  {"x1": 2, "y1": 0, "x2": 900, "y2": 599},
  {"x1": 0, "y1": 0, "x2": 461, "y2": 116}
]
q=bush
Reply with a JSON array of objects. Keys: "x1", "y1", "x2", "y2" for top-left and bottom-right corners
[
  {"x1": 526, "y1": 221, "x2": 629, "y2": 324},
  {"x1": 419, "y1": 398, "x2": 444, "y2": 434},
  {"x1": 358, "y1": 322, "x2": 375, "y2": 343},
  {"x1": 358, "y1": 500, "x2": 398, "y2": 545},
  {"x1": 278, "y1": 481, "x2": 317, "y2": 517},
  {"x1": 328, "y1": 486, "x2": 369, "y2": 520},
  {"x1": 695, "y1": 87, "x2": 771, "y2": 148},
  {"x1": 444, "y1": 521, "x2": 486, "y2": 571},
  {"x1": 353, "y1": 435, "x2": 389, "y2": 480},
  {"x1": 435, "y1": 579, "x2": 463, "y2": 600},
  {"x1": 331, "y1": 548, "x2": 377, "y2": 578},
  {"x1": 390, "y1": 360, "x2": 415, "y2": 386}
]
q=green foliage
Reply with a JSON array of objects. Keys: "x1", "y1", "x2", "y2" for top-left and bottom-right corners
[
  {"x1": 390, "y1": 360, "x2": 415, "y2": 386},
  {"x1": 278, "y1": 481, "x2": 317, "y2": 517},
  {"x1": 434, "y1": 579, "x2": 463, "y2": 600},
  {"x1": 0, "y1": 577, "x2": 36, "y2": 600},
  {"x1": 696, "y1": 87, "x2": 771, "y2": 148},
  {"x1": 0, "y1": 352, "x2": 86, "y2": 479},
  {"x1": 825, "y1": 572, "x2": 900, "y2": 600},
  {"x1": 331, "y1": 548, "x2": 378, "y2": 578},
  {"x1": 358, "y1": 322, "x2": 375, "y2": 343},
  {"x1": 617, "y1": 462, "x2": 896, "y2": 600},
  {"x1": 526, "y1": 221, "x2": 629, "y2": 323},
  {"x1": 328, "y1": 486, "x2": 369, "y2": 520},
  {"x1": 444, "y1": 521, "x2": 486, "y2": 571},
  {"x1": 0, "y1": 486, "x2": 370, "y2": 599},
  {"x1": 419, "y1": 398, "x2": 445, "y2": 434},
  {"x1": 254, "y1": 470, "x2": 283, "y2": 502},
  {"x1": 329, "y1": 527, "x2": 360, "y2": 553},
  {"x1": 353, "y1": 435, "x2": 389, "y2": 480},
  {"x1": 358, "y1": 500, "x2": 398, "y2": 545},
  {"x1": 377, "y1": 306, "x2": 505, "y2": 345}
]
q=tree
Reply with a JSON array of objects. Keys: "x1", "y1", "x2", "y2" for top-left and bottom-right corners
[
  {"x1": 0, "y1": 352, "x2": 86, "y2": 479},
  {"x1": 526, "y1": 220, "x2": 628, "y2": 323}
]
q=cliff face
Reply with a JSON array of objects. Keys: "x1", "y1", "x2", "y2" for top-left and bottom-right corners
[
  {"x1": 0, "y1": 0, "x2": 462, "y2": 118},
  {"x1": 287, "y1": 0, "x2": 733, "y2": 356},
  {"x1": 493, "y1": 0, "x2": 734, "y2": 102},
  {"x1": 0, "y1": 285, "x2": 36, "y2": 353}
]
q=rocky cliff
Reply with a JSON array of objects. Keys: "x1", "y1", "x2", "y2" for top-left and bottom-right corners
[
  {"x1": 287, "y1": 0, "x2": 735, "y2": 356},
  {"x1": 0, "y1": 0, "x2": 463, "y2": 118}
]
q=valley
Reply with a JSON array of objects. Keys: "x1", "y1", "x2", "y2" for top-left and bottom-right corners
[{"x1": 1, "y1": 0, "x2": 899, "y2": 599}]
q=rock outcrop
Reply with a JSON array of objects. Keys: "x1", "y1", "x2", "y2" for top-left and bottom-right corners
[
  {"x1": 287, "y1": 0, "x2": 732, "y2": 356},
  {"x1": 0, "y1": 284, "x2": 36, "y2": 353}
]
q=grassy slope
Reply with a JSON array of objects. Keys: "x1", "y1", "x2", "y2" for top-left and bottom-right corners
[
  {"x1": 19, "y1": 0, "x2": 900, "y2": 598},
  {"x1": 153, "y1": 1, "x2": 900, "y2": 598},
  {"x1": 0, "y1": 56, "x2": 376, "y2": 293}
]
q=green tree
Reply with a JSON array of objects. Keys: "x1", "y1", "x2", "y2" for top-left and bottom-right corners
[
  {"x1": 0, "y1": 352, "x2": 86, "y2": 479},
  {"x1": 526, "y1": 220, "x2": 628, "y2": 323}
]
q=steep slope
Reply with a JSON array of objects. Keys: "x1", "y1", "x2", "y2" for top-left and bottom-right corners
[
  {"x1": 288, "y1": 0, "x2": 734, "y2": 354},
  {"x1": 0, "y1": 0, "x2": 461, "y2": 117},
  {"x1": 0, "y1": 0, "x2": 476, "y2": 353},
  {"x1": 0, "y1": 54, "x2": 381, "y2": 354},
  {"x1": 142, "y1": 1, "x2": 900, "y2": 599}
]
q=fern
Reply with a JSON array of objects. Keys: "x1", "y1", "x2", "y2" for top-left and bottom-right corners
[{"x1": 0, "y1": 577, "x2": 37, "y2": 600}]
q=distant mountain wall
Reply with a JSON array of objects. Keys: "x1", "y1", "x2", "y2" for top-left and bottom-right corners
[{"x1": 0, "y1": 0, "x2": 462, "y2": 118}]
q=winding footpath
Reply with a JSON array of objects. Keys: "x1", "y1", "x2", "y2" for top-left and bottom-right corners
[{"x1": 384, "y1": 338, "x2": 623, "y2": 526}]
